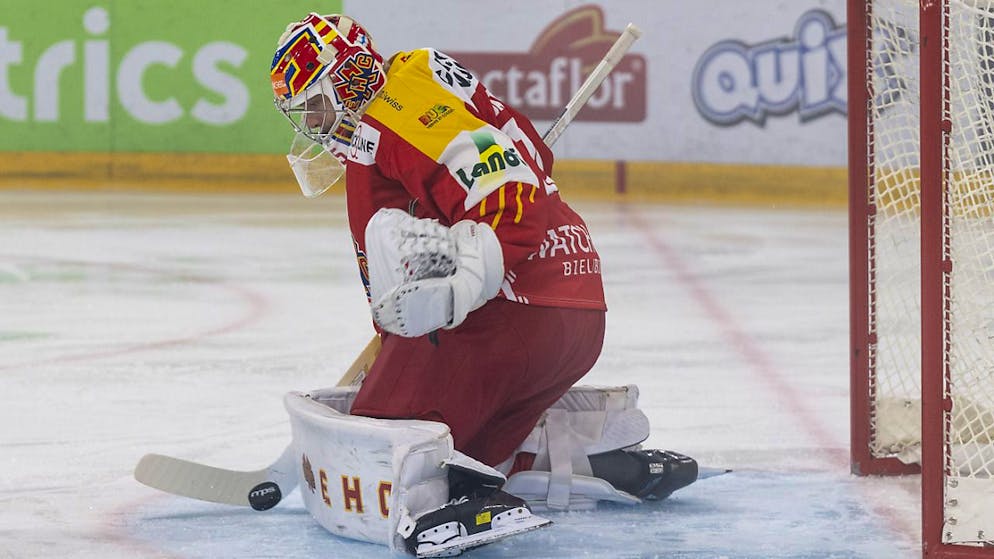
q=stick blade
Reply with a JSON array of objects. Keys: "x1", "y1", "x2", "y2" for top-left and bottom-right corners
[{"x1": 135, "y1": 452, "x2": 293, "y2": 511}]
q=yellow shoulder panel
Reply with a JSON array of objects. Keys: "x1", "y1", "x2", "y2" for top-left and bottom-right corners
[{"x1": 365, "y1": 49, "x2": 486, "y2": 161}]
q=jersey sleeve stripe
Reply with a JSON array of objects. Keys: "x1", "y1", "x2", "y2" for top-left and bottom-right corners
[
  {"x1": 514, "y1": 182, "x2": 525, "y2": 224},
  {"x1": 489, "y1": 185, "x2": 507, "y2": 229}
]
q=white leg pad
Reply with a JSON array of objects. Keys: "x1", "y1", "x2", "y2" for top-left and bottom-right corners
[
  {"x1": 503, "y1": 471, "x2": 640, "y2": 512},
  {"x1": 502, "y1": 385, "x2": 650, "y2": 511},
  {"x1": 284, "y1": 387, "x2": 453, "y2": 552},
  {"x1": 513, "y1": 385, "x2": 650, "y2": 461},
  {"x1": 444, "y1": 450, "x2": 507, "y2": 485}
]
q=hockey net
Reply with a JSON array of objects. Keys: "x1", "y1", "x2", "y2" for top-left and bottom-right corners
[{"x1": 850, "y1": 0, "x2": 994, "y2": 554}]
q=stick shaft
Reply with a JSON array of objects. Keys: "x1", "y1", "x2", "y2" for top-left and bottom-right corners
[
  {"x1": 542, "y1": 23, "x2": 643, "y2": 147},
  {"x1": 335, "y1": 332, "x2": 383, "y2": 387}
]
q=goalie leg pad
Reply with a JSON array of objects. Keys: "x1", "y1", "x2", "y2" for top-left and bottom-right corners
[
  {"x1": 503, "y1": 471, "x2": 640, "y2": 512},
  {"x1": 513, "y1": 384, "x2": 651, "y2": 463},
  {"x1": 290, "y1": 388, "x2": 549, "y2": 555},
  {"x1": 502, "y1": 384, "x2": 651, "y2": 510},
  {"x1": 285, "y1": 388, "x2": 454, "y2": 552}
]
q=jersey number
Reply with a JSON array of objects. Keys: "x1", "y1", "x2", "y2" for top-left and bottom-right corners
[{"x1": 431, "y1": 50, "x2": 475, "y2": 89}]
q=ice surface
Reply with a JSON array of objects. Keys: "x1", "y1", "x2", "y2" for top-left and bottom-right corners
[{"x1": 0, "y1": 192, "x2": 920, "y2": 558}]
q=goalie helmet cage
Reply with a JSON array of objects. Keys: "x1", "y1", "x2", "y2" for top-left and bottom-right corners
[{"x1": 850, "y1": 0, "x2": 994, "y2": 556}]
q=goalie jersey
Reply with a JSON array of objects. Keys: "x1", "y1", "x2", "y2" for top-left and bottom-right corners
[{"x1": 345, "y1": 48, "x2": 606, "y2": 311}]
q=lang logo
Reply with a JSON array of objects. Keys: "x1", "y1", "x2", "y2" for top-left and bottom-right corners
[
  {"x1": 455, "y1": 130, "x2": 523, "y2": 189},
  {"x1": 692, "y1": 9, "x2": 846, "y2": 126}
]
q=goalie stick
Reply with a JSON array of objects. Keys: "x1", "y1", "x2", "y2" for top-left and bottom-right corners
[
  {"x1": 335, "y1": 22, "x2": 644, "y2": 388},
  {"x1": 134, "y1": 23, "x2": 644, "y2": 509}
]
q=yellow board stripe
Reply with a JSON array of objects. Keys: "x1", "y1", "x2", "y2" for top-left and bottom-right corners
[{"x1": 0, "y1": 152, "x2": 848, "y2": 208}]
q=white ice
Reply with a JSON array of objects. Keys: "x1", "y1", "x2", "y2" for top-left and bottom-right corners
[{"x1": 0, "y1": 192, "x2": 921, "y2": 558}]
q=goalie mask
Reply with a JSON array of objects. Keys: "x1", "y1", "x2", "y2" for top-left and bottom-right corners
[{"x1": 271, "y1": 13, "x2": 386, "y2": 197}]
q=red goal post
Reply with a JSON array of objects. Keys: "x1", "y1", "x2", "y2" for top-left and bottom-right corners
[{"x1": 850, "y1": 0, "x2": 994, "y2": 557}]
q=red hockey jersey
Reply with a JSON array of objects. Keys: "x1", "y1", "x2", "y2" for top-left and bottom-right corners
[{"x1": 345, "y1": 48, "x2": 605, "y2": 312}]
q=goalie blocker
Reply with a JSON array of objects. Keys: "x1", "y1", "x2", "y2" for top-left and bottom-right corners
[{"x1": 285, "y1": 384, "x2": 697, "y2": 556}]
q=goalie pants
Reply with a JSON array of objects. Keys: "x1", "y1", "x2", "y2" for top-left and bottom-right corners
[{"x1": 350, "y1": 299, "x2": 606, "y2": 467}]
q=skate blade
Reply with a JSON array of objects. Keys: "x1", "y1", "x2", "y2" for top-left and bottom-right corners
[{"x1": 415, "y1": 513, "x2": 552, "y2": 558}]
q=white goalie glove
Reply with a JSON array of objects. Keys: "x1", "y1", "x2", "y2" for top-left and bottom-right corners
[{"x1": 365, "y1": 208, "x2": 505, "y2": 337}]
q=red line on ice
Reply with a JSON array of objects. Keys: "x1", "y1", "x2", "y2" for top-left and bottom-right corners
[
  {"x1": 623, "y1": 205, "x2": 919, "y2": 542},
  {"x1": 0, "y1": 257, "x2": 268, "y2": 371}
]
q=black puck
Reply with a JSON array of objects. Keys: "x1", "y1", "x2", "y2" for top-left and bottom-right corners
[{"x1": 248, "y1": 482, "x2": 282, "y2": 511}]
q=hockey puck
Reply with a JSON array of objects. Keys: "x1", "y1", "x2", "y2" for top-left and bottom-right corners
[{"x1": 248, "y1": 482, "x2": 282, "y2": 511}]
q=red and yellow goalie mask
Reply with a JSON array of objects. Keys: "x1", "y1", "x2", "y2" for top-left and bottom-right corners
[{"x1": 270, "y1": 13, "x2": 386, "y2": 197}]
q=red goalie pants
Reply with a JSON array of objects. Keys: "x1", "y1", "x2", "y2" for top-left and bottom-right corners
[{"x1": 350, "y1": 299, "x2": 606, "y2": 467}]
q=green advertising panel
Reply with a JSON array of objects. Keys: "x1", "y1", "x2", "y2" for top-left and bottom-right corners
[{"x1": 0, "y1": 0, "x2": 340, "y2": 153}]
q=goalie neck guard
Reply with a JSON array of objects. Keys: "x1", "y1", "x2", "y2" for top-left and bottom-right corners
[{"x1": 270, "y1": 13, "x2": 386, "y2": 197}]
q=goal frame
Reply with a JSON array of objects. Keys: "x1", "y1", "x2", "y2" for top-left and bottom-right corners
[
  {"x1": 849, "y1": 0, "x2": 994, "y2": 557},
  {"x1": 847, "y1": 0, "x2": 923, "y2": 479}
]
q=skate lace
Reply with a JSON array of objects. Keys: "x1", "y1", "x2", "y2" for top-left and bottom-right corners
[{"x1": 447, "y1": 496, "x2": 470, "y2": 506}]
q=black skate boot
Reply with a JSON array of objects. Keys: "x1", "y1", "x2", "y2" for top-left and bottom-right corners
[
  {"x1": 446, "y1": 460, "x2": 504, "y2": 502},
  {"x1": 589, "y1": 449, "x2": 699, "y2": 500},
  {"x1": 402, "y1": 490, "x2": 551, "y2": 558}
]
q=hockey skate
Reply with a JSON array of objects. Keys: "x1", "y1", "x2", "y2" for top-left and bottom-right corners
[
  {"x1": 402, "y1": 490, "x2": 551, "y2": 558},
  {"x1": 589, "y1": 449, "x2": 699, "y2": 500}
]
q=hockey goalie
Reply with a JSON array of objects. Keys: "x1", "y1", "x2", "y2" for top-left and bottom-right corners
[
  {"x1": 273, "y1": 11, "x2": 698, "y2": 557},
  {"x1": 136, "y1": 12, "x2": 695, "y2": 559}
]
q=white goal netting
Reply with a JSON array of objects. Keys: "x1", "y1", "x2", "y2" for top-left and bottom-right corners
[{"x1": 864, "y1": 0, "x2": 994, "y2": 546}]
